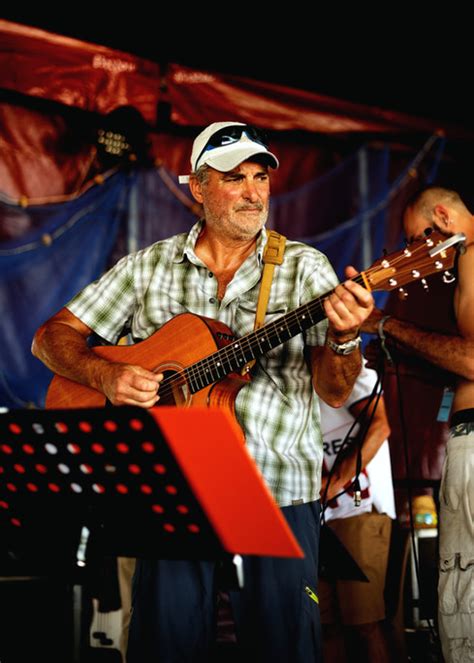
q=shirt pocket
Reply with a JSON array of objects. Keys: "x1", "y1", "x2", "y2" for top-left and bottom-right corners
[
  {"x1": 234, "y1": 299, "x2": 291, "y2": 354},
  {"x1": 140, "y1": 292, "x2": 189, "y2": 331}
]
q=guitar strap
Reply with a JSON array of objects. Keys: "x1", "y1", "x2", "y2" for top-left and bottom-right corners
[{"x1": 241, "y1": 229, "x2": 287, "y2": 375}]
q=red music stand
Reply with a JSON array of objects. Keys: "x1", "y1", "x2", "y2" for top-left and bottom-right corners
[{"x1": 0, "y1": 406, "x2": 302, "y2": 576}]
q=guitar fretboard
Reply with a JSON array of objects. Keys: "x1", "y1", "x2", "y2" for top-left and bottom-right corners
[{"x1": 184, "y1": 274, "x2": 366, "y2": 393}]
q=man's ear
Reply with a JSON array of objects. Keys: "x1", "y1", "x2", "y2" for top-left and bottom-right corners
[
  {"x1": 433, "y1": 204, "x2": 451, "y2": 228},
  {"x1": 189, "y1": 176, "x2": 204, "y2": 204}
]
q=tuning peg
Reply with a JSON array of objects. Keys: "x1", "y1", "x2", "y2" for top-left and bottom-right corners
[
  {"x1": 398, "y1": 287, "x2": 408, "y2": 300},
  {"x1": 443, "y1": 270, "x2": 456, "y2": 284},
  {"x1": 421, "y1": 278, "x2": 429, "y2": 292}
]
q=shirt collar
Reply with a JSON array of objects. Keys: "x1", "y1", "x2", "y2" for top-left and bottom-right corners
[
  {"x1": 173, "y1": 219, "x2": 268, "y2": 267},
  {"x1": 172, "y1": 219, "x2": 205, "y2": 264}
]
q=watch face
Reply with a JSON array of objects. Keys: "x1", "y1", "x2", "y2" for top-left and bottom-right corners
[
  {"x1": 343, "y1": 339, "x2": 359, "y2": 352},
  {"x1": 327, "y1": 337, "x2": 361, "y2": 355},
  {"x1": 341, "y1": 343, "x2": 356, "y2": 354}
]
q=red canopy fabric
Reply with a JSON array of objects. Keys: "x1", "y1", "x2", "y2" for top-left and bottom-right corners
[
  {"x1": 1, "y1": 19, "x2": 463, "y2": 137},
  {"x1": 0, "y1": 20, "x2": 160, "y2": 124},
  {"x1": 166, "y1": 63, "x2": 442, "y2": 134},
  {"x1": 0, "y1": 102, "x2": 98, "y2": 202},
  {"x1": 0, "y1": 18, "x2": 469, "y2": 201}
]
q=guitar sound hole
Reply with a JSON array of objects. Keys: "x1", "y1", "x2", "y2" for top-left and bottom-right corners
[{"x1": 157, "y1": 369, "x2": 190, "y2": 406}]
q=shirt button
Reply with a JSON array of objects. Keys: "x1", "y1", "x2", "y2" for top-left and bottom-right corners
[
  {"x1": 208, "y1": 272, "x2": 214, "y2": 278},
  {"x1": 209, "y1": 297, "x2": 216, "y2": 304}
]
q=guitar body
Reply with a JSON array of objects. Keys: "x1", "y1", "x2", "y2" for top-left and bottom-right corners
[{"x1": 46, "y1": 313, "x2": 250, "y2": 425}]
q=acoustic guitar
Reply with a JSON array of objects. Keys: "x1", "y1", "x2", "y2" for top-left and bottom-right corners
[{"x1": 46, "y1": 232, "x2": 465, "y2": 421}]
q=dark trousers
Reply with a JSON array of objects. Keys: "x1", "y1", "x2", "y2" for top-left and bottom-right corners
[{"x1": 127, "y1": 500, "x2": 322, "y2": 663}]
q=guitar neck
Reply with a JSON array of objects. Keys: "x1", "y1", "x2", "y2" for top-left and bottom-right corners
[
  {"x1": 185, "y1": 274, "x2": 367, "y2": 393},
  {"x1": 178, "y1": 230, "x2": 466, "y2": 394}
]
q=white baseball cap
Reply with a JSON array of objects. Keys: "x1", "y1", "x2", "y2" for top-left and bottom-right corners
[{"x1": 178, "y1": 121, "x2": 279, "y2": 184}]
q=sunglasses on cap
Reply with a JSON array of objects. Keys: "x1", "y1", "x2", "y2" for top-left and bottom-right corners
[{"x1": 194, "y1": 125, "x2": 270, "y2": 171}]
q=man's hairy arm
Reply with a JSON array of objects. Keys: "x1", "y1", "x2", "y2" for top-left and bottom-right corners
[
  {"x1": 362, "y1": 247, "x2": 474, "y2": 380},
  {"x1": 32, "y1": 308, "x2": 162, "y2": 407},
  {"x1": 363, "y1": 314, "x2": 474, "y2": 383}
]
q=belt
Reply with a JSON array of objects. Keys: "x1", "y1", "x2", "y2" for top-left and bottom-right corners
[
  {"x1": 450, "y1": 421, "x2": 474, "y2": 438},
  {"x1": 450, "y1": 408, "x2": 474, "y2": 427},
  {"x1": 450, "y1": 408, "x2": 474, "y2": 437}
]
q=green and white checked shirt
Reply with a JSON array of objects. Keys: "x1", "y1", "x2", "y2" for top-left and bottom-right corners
[{"x1": 67, "y1": 220, "x2": 339, "y2": 506}]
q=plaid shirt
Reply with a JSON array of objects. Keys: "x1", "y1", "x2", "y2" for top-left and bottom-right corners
[{"x1": 67, "y1": 220, "x2": 339, "y2": 505}]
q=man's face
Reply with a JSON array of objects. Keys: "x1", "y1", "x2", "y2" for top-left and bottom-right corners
[
  {"x1": 403, "y1": 208, "x2": 434, "y2": 244},
  {"x1": 195, "y1": 161, "x2": 270, "y2": 241},
  {"x1": 403, "y1": 206, "x2": 453, "y2": 244}
]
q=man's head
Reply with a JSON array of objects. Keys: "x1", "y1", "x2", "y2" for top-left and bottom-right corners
[
  {"x1": 185, "y1": 123, "x2": 278, "y2": 242},
  {"x1": 179, "y1": 122, "x2": 279, "y2": 184},
  {"x1": 403, "y1": 186, "x2": 471, "y2": 243}
]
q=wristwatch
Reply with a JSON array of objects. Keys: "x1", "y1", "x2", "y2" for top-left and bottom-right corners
[{"x1": 326, "y1": 335, "x2": 362, "y2": 355}]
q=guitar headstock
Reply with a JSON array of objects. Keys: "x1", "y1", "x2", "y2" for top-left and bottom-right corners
[{"x1": 364, "y1": 231, "x2": 466, "y2": 293}]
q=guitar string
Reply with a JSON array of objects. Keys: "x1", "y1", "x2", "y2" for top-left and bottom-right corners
[{"x1": 153, "y1": 239, "x2": 445, "y2": 402}]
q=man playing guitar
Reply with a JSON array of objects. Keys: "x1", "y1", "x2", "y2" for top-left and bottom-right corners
[{"x1": 32, "y1": 120, "x2": 374, "y2": 662}]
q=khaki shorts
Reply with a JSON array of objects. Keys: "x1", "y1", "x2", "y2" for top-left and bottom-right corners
[
  {"x1": 438, "y1": 430, "x2": 474, "y2": 663},
  {"x1": 319, "y1": 511, "x2": 392, "y2": 625}
]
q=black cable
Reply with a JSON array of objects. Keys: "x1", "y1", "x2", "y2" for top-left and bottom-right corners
[{"x1": 320, "y1": 364, "x2": 383, "y2": 525}]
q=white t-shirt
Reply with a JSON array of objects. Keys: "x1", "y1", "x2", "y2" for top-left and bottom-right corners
[{"x1": 320, "y1": 362, "x2": 396, "y2": 521}]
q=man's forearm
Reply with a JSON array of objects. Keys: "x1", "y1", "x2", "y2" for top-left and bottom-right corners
[
  {"x1": 32, "y1": 321, "x2": 108, "y2": 391},
  {"x1": 382, "y1": 316, "x2": 474, "y2": 380},
  {"x1": 312, "y1": 346, "x2": 362, "y2": 407}
]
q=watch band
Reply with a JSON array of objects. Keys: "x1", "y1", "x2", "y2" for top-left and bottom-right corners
[{"x1": 326, "y1": 335, "x2": 362, "y2": 355}]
